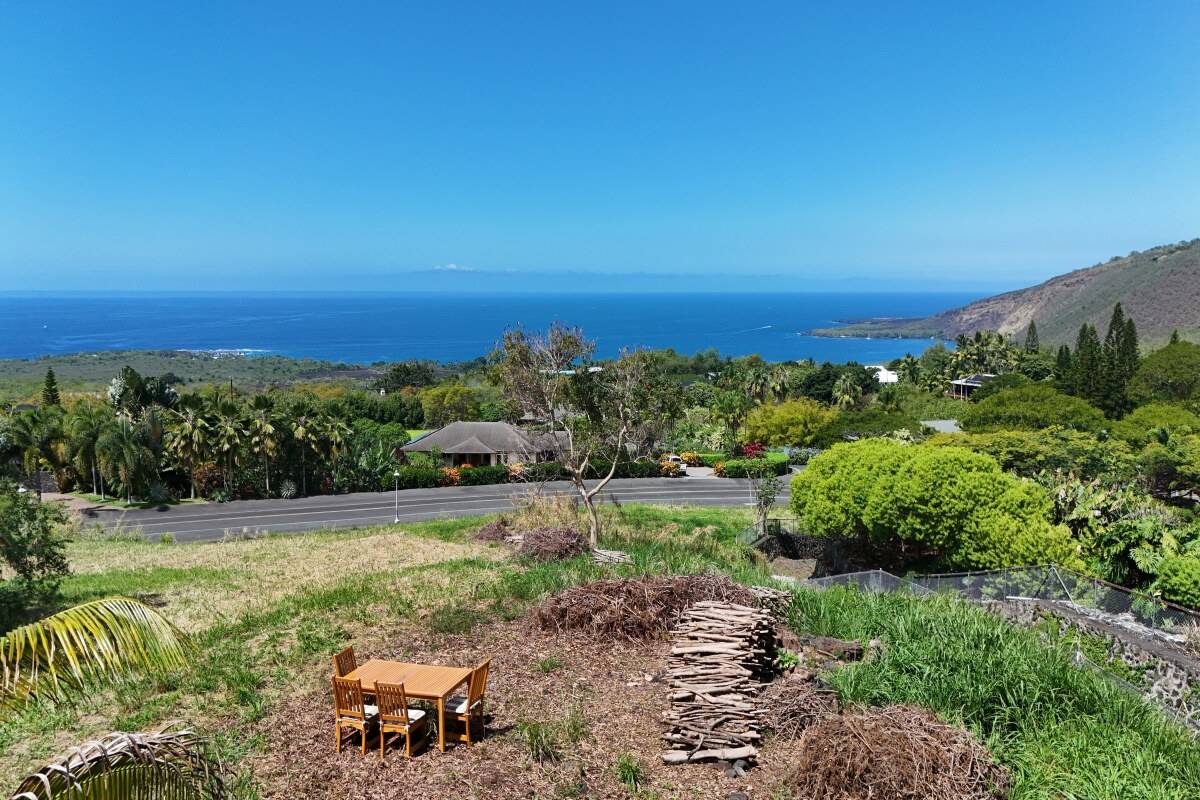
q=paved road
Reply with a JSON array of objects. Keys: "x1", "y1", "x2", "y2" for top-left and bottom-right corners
[{"x1": 84, "y1": 477, "x2": 791, "y2": 543}]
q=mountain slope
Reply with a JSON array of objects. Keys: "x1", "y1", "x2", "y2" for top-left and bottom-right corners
[{"x1": 813, "y1": 239, "x2": 1200, "y2": 346}]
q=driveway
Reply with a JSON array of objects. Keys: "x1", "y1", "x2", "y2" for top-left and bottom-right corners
[{"x1": 81, "y1": 477, "x2": 792, "y2": 543}]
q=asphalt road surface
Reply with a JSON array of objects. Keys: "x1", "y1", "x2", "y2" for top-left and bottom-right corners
[{"x1": 84, "y1": 477, "x2": 792, "y2": 543}]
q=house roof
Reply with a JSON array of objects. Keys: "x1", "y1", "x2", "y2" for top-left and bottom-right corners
[
  {"x1": 949, "y1": 373, "x2": 996, "y2": 387},
  {"x1": 402, "y1": 421, "x2": 541, "y2": 454}
]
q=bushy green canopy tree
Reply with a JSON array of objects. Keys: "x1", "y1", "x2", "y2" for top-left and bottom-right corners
[
  {"x1": 1110, "y1": 403, "x2": 1200, "y2": 449},
  {"x1": 1128, "y1": 341, "x2": 1200, "y2": 405},
  {"x1": 741, "y1": 399, "x2": 833, "y2": 447},
  {"x1": 959, "y1": 384, "x2": 1105, "y2": 433}
]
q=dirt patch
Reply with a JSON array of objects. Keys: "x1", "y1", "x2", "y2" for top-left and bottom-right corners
[
  {"x1": 250, "y1": 619, "x2": 819, "y2": 800},
  {"x1": 533, "y1": 575, "x2": 756, "y2": 640},
  {"x1": 783, "y1": 705, "x2": 1009, "y2": 800}
]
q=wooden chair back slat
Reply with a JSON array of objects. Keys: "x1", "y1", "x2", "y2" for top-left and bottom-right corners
[
  {"x1": 332, "y1": 676, "x2": 367, "y2": 720},
  {"x1": 375, "y1": 682, "x2": 411, "y2": 726},
  {"x1": 333, "y1": 646, "x2": 357, "y2": 678},
  {"x1": 468, "y1": 659, "x2": 491, "y2": 707}
]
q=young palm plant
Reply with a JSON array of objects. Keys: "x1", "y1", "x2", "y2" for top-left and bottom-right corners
[
  {"x1": 10, "y1": 725, "x2": 225, "y2": 800},
  {"x1": 1, "y1": 597, "x2": 192, "y2": 714}
]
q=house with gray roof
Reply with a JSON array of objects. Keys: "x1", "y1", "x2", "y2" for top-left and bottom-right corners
[{"x1": 400, "y1": 421, "x2": 562, "y2": 467}]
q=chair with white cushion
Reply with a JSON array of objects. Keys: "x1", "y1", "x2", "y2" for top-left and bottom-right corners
[
  {"x1": 332, "y1": 676, "x2": 377, "y2": 755},
  {"x1": 447, "y1": 659, "x2": 490, "y2": 745},
  {"x1": 376, "y1": 681, "x2": 427, "y2": 759}
]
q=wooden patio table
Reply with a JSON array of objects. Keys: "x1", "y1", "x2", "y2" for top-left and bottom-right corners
[{"x1": 345, "y1": 659, "x2": 473, "y2": 752}]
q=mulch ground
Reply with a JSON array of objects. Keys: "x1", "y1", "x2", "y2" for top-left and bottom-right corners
[{"x1": 252, "y1": 618, "x2": 801, "y2": 799}]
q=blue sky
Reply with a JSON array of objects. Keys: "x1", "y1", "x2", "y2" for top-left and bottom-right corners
[{"x1": 2, "y1": 1, "x2": 1198, "y2": 292}]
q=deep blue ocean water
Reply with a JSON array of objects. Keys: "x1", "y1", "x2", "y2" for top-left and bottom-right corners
[{"x1": 0, "y1": 293, "x2": 976, "y2": 364}]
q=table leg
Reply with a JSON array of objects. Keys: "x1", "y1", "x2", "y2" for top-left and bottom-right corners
[{"x1": 437, "y1": 698, "x2": 446, "y2": 751}]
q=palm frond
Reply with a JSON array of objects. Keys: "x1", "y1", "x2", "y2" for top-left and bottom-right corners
[
  {"x1": 0, "y1": 598, "x2": 192, "y2": 713},
  {"x1": 10, "y1": 725, "x2": 225, "y2": 800}
]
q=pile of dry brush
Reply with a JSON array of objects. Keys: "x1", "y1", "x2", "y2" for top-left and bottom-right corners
[
  {"x1": 534, "y1": 575, "x2": 755, "y2": 640},
  {"x1": 473, "y1": 518, "x2": 513, "y2": 543},
  {"x1": 516, "y1": 527, "x2": 588, "y2": 562},
  {"x1": 783, "y1": 705, "x2": 1010, "y2": 800},
  {"x1": 761, "y1": 673, "x2": 839, "y2": 739}
]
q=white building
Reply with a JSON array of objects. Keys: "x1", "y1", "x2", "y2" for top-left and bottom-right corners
[{"x1": 867, "y1": 365, "x2": 899, "y2": 384}]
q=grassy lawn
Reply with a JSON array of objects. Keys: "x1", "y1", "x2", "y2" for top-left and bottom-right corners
[
  {"x1": 68, "y1": 492, "x2": 210, "y2": 510},
  {"x1": 2, "y1": 503, "x2": 1197, "y2": 798}
]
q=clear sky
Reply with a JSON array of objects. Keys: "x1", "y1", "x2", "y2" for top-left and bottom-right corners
[{"x1": 2, "y1": 1, "x2": 1198, "y2": 292}]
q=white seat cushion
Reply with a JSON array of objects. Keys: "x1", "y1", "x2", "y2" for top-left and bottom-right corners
[
  {"x1": 338, "y1": 704, "x2": 378, "y2": 722},
  {"x1": 382, "y1": 708, "x2": 426, "y2": 726},
  {"x1": 448, "y1": 696, "x2": 482, "y2": 715}
]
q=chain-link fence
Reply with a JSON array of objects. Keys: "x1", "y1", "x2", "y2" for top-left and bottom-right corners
[{"x1": 798, "y1": 564, "x2": 1200, "y2": 730}]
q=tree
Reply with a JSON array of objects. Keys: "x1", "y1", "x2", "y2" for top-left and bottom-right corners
[
  {"x1": 10, "y1": 727, "x2": 225, "y2": 800},
  {"x1": 1100, "y1": 303, "x2": 1139, "y2": 417},
  {"x1": 1053, "y1": 344, "x2": 1074, "y2": 389},
  {"x1": 247, "y1": 394, "x2": 279, "y2": 496},
  {"x1": 0, "y1": 482, "x2": 70, "y2": 624},
  {"x1": 831, "y1": 372, "x2": 862, "y2": 410},
  {"x1": 67, "y1": 401, "x2": 112, "y2": 497},
  {"x1": 896, "y1": 354, "x2": 921, "y2": 385},
  {"x1": 959, "y1": 384, "x2": 1105, "y2": 433},
  {"x1": 376, "y1": 360, "x2": 437, "y2": 392},
  {"x1": 741, "y1": 399, "x2": 833, "y2": 447},
  {"x1": 1023, "y1": 321, "x2": 1040, "y2": 353},
  {"x1": 1128, "y1": 341, "x2": 1200, "y2": 405},
  {"x1": 1070, "y1": 323, "x2": 1105, "y2": 406},
  {"x1": 97, "y1": 416, "x2": 155, "y2": 503},
  {"x1": 419, "y1": 384, "x2": 482, "y2": 427},
  {"x1": 7, "y1": 408, "x2": 63, "y2": 500},
  {"x1": 165, "y1": 395, "x2": 211, "y2": 500},
  {"x1": 40, "y1": 369, "x2": 61, "y2": 407},
  {"x1": 209, "y1": 399, "x2": 246, "y2": 495},
  {"x1": 492, "y1": 324, "x2": 652, "y2": 548}
]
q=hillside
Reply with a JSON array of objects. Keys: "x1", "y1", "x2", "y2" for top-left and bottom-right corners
[{"x1": 812, "y1": 239, "x2": 1200, "y2": 346}]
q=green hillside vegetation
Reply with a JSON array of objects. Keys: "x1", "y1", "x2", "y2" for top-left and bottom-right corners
[{"x1": 812, "y1": 238, "x2": 1200, "y2": 347}]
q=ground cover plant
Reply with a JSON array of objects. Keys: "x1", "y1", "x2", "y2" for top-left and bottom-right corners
[{"x1": 1, "y1": 503, "x2": 1197, "y2": 798}]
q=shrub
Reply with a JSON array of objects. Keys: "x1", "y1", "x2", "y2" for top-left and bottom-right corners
[
  {"x1": 1153, "y1": 555, "x2": 1200, "y2": 609},
  {"x1": 959, "y1": 384, "x2": 1104, "y2": 433},
  {"x1": 457, "y1": 464, "x2": 510, "y2": 486},
  {"x1": 584, "y1": 460, "x2": 661, "y2": 479},
  {"x1": 439, "y1": 466, "x2": 461, "y2": 486},
  {"x1": 741, "y1": 399, "x2": 834, "y2": 447},
  {"x1": 278, "y1": 478, "x2": 298, "y2": 500},
  {"x1": 680, "y1": 451, "x2": 702, "y2": 466},
  {"x1": 697, "y1": 452, "x2": 729, "y2": 467},
  {"x1": 659, "y1": 460, "x2": 682, "y2": 477},
  {"x1": 741, "y1": 442, "x2": 766, "y2": 459},
  {"x1": 717, "y1": 452, "x2": 789, "y2": 478},
  {"x1": 513, "y1": 462, "x2": 567, "y2": 482},
  {"x1": 790, "y1": 439, "x2": 915, "y2": 538},
  {"x1": 392, "y1": 466, "x2": 443, "y2": 489}
]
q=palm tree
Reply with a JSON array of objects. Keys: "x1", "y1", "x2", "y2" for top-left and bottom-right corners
[
  {"x1": 209, "y1": 399, "x2": 246, "y2": 495},
  {"x1": 67, "y1": 401, "x2": 112, "y2": 498},
  {"x1": 10, "y1": 726, "x2": 225, "y2": 800},
  {"x1": 742, "y1": 366, "x2": 770, "y2": 404},
  {"x1": 246, "y1": 395, "x2": 279, "y2": 496},
  {"x1": 897, "y1": 354, "x2": 921, "y2": 385},
  {"x1": 832, "y1": 372, "x2": 862, "y2": 410},
  {"x1": 97, "y1": 416, "x2": 155, "y2": 503},
  {"x1": 1, "y1": 597, "x2": 191, "y2": 713},
  {"x1": 166, "y1": 395, "x2": 211, "y2": 500},
  {"x1": 290, "y1": 412, "x2": 317, "y2": 497},
  {"x1": 8, "y1": 407, "x2": 64, "y2": 500},
  {"x1": 767, "y1": 364, "x2": 796, "y2": 401}
]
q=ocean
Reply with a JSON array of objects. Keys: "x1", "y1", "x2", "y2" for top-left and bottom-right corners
[{"x1": 0, "y1": 292, "x2": 975, "y2": 364}]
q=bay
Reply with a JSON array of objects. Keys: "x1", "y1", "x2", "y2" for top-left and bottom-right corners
[{"x1": 0, "y1": 292, "x2": 974, "y2": 364}]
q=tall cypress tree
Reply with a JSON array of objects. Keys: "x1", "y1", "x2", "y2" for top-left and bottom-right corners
[
  {"x1": 41, "y1": 368, "x2": 61, "y2": 406},
  {"x1": 1054, "y1": 344, "x2": 1074, "y2": 389},
  {"x1": 1119, "y1": 316, "x2": 1140, "y2": 386},
  {"x1": 1100, "y1": 304, "x2": 1127, "y2": 416},
  {"x1": 1072, "y1": 323, "x2": 1104, "y2": 406},
  {"x1": 1024, "y1": 321, "x2": 1040, "y2": 353}
]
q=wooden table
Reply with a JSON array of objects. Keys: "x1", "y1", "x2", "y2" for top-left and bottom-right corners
[{"x1": 345, "y1": 660, "x2": 473, "y2": 751}]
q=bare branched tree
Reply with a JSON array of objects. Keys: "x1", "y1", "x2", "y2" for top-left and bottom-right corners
[{"x1": 493, "y1": 324, "x2": 659, "y2": 548}]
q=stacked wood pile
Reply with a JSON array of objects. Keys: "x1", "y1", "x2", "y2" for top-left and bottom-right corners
[
  {"x1": 749, "y1": 585, "x2": 793, "y2": 617},
  {"x1": 661, "y1": 600, "x2": 778, "y2": 764}
]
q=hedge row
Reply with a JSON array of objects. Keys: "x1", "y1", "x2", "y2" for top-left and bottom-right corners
[
  {"x1": 718, "y1": 452, "x2": 790, "y2": 478},
  {"x1": 457, "y1": 465, "x2": 511, "y2": 485}
]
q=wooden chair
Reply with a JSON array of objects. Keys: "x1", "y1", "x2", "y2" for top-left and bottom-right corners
[
  {"x1": 447, "y1": 659, "x2": 490, "y2": 745},
  {"x1": 375, "y1": 682, "x2": 427, "y2": 760},
  {"x1": 332, "y1": 677, "x2": 377, "y2": 754},
  {"x1": 333, "y1": 646, "x2": 357, "y2": 678}
]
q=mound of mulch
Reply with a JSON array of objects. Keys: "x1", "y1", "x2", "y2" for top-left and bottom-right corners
[
  {"x1": 533, "y1": 575, "x2": 755, "y2": 640},
  {"x1": 783, "y1": 705, "x2": 1009, "y2": 800},
  {"x1": 516, "y1": 527, "x2": 587, "y2": 562},
  {"x1": 473, "y1": 518, "x2": 512, "y2": 543},
  {"x1": 761, "y1": 673, "x2": 839, "y2": 739}
]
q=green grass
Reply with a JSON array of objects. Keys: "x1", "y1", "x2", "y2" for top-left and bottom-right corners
[
  {"x1": 613, "y1": 753, "x2": 646, "y2": 792},
  {"x1": 789, "y1": 587, "x2": 1200, "y2": 799},
  {"x1": 58, "y1": 566, "x2": 235, "y2": 606}
]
